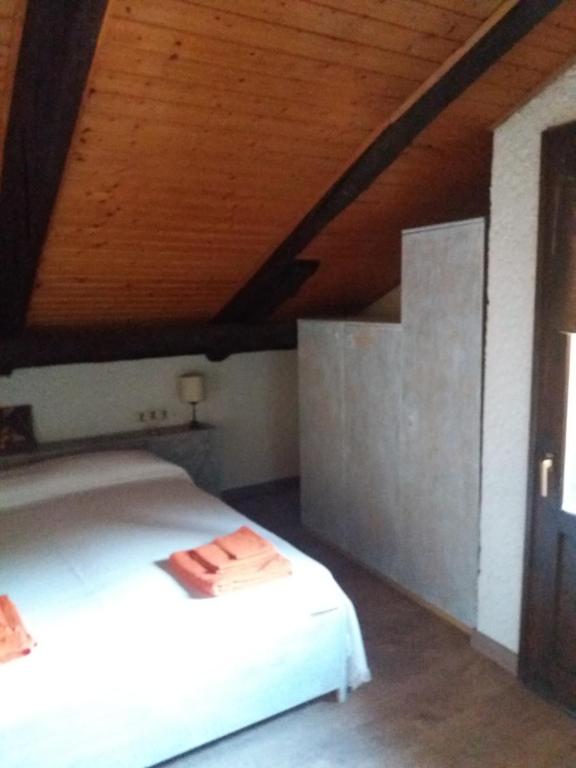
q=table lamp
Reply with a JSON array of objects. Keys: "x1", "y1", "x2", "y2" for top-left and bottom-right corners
[{"x1": 178, "y1": 374, "x2": 205, "y2": 429}]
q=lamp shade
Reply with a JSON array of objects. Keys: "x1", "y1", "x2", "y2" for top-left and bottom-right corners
[{"x1": 178, "y1": 374, "x2": 205, "y2": 404}]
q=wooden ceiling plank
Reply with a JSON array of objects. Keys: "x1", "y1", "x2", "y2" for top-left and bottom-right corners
[
  {"x1": 302, "y1": 0, "x2": 481, "y2": 43},
  {"x1": 68, "y1": 109, "x2": 361, "y2": 161},
  {"x1": 106, "y1": 16, "x2": 423, "y2": 94},
  {"x1": 0, "y1": 0, "x2": 109, "y2": 339},
  {"x1": 88, "y1": 69, "x2": 398, "y2": 133},
  {"x1": 34, "y1": 276, "x2": 254, "y2": 287},
  {"x1": 52, "y1": 189, "x2": 331, "y2": 213},
  {"x1": 36, "y1": 254, "x2": 258, "y2": 266},
  {"x1": 33, "y1": 278, "x2": 246, "y2": 288},
  {"x1": 531, "y1": 20, "x2": 576, "y2": 55},
  {"x1": 48, "y1": 202, "x2": 309, "y2": 226},
  {"x1": 99, "y1": 40, "x2": 529, "y2": 110},
  {"x1": 216, "y1": 0, "x2": 561, "y2": 323},
  {"x1": 111, "y1": 0, "x2": 441, "y2": 82},
  {"x1": 177, "y1": 0, "x2": 462, "y2": 64},
  {"x1": 53, "y1": 177, "x2": 335, "y2": 211},
  {"x1": 545, "y1": 1, "x2": 576, "y2": 31},
  {"x1": 48, "y1": 224, "x2": 286, "y2": 239},
  {"x1": 80, "y1": 90, "x2": 371, "y2": 147},
  {"x1": 0, "y1": 22, "x2": 17, "y2": 47},
  {"x1": 73, "y1": 106, "x2": 488, "y2": 158},
  {"x1": 68, "y1": 114, "x2": 357, "y2": 160},
  {"x1": 481, "y1": 57, "x2": 562, "y2": 91},
  {"x1": 499, "y1": 39, "x2": 572, "y2": 73},
  {"x1": 416, "y1": 0, "x2": 506, "y2": 20},
  {"x1": 91, "y1": 62, "x2": 408, "y2": 123},
  {"x1": 97, "y1": 53, "x2": 404, "y2": 117},
  {"x1": 77, "y1": 82, "x2": 508, "y2": 140},
  {"x1": 64, "y1": 153, "x2": 344, "y2": 188},
  {"x1": 31, "y1": 293, "x2": 237, "y2": 302}
]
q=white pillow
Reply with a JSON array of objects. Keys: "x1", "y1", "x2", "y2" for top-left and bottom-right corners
[{"x1": 0, "y1": 450, "x2": 189, "y2": 510}]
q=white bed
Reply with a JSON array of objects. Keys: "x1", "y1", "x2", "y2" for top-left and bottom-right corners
[{"x1": 0, "y1": 451, "x2": 370, "y2": 768}]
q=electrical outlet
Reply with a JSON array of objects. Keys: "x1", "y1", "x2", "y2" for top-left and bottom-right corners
[{"x1": 138, "y1": 409, "x2": 168, "y2": 424}]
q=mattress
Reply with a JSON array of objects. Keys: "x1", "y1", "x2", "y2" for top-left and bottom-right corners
[{"x1": 0, "y1": 451, "x2": 370, "y2": 768}]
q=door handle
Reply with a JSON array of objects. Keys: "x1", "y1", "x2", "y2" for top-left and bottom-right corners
[{"x1": 540, "y1": 455, "x2": 554, "y2": 498}]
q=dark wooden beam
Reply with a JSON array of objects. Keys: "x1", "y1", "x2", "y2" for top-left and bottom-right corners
[
  {"x1": 215, "y1": 0, "x2": 563, "y2": 323},
  {"x1": 236, "y1": 260, "x2": 319, "y2": 324},
  {"x1": 0, "y1": 322, "x2": 297, "y2": 375},
  {"x1": 0, "y1": 0, "x2": 109, "y2": 339}
]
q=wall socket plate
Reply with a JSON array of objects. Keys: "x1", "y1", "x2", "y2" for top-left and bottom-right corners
[{"x1": 138, "y1": 409, "x2": 168, "y2": 424}]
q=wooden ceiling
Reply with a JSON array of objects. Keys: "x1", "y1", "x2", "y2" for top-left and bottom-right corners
[
  {"x1": 0, "y1": 3, "x2": 22, "y2": 153},
  {"x1": 2, "y1": 0, "x2": 576, "y2": 342}
]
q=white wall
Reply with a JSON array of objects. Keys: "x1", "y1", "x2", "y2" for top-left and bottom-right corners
[
  {"x1": 478, "y1": 64, "x2": 576, "y2": 652},
  {"x1": 0, "y1": 351, "x2": 299, "y2": 490}
]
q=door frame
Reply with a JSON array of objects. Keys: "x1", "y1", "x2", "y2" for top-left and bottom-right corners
[{"x1": 519, "y1": 120, "x2": 576, "y2": 697}]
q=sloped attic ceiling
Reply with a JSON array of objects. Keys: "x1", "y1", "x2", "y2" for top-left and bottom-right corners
[{"x1": 1, "y1": 0, "x2": 576, "y2": 369}]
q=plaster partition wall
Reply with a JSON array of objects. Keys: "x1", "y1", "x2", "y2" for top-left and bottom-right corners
[
  {"x1": 401, "y1": 220, "x2": 484, "y2": 627},
  {"x1": 299, "y1": 320, "x2": 403, "y2": 573},
  {"x1": 300, "y1": 218, "x2": 484, "y2": 627},
  {"x1": 478, "y1": 63, "x2": 576, "y2": 654},
  {"x1": 0, "y1": 350, "x2": 299, "y2": 490}
]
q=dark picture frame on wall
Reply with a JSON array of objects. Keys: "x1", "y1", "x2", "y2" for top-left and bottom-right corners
[{"x1": 0, "y1": 405, "x2": 36, "y2": 454}]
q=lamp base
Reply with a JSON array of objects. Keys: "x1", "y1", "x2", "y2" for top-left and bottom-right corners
[{"x1": 188, "y1": 402, "x2": 203, "y2": 429}]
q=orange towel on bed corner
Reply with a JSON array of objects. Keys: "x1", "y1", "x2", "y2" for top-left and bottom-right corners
[
  {"x1": 190, "y1": 528, "x2": 277, "y2": 574},
  {"x1": 215, "y1": 526, "x2": 276, "y2": 560},
  {"x1": 0, "y1": 595, "x2": 35, "y2": 663},
  {"x1": 169, "y1": 526, "x2": 292, "y2": 597}
]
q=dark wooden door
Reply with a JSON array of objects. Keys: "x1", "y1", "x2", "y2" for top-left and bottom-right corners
[{"x1": 521, "y1": 122, "x2": 576, "y2": 710}]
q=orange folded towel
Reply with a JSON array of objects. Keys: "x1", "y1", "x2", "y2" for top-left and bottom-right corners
[
  {"x1": 215, "y1": 526, "x2": 276, "y2": 560},
  {"x1": 190, "y1": 542, "x2": 233, "y2": 572},
  {"x1": 169, "y1": 526, "x2": 292, "y2": 597},
  {"x1": 170, "y1": 550, "x2": 291, "y2": 596},
  {"x1": 190, "y1": 533, "x2": 277, "y2": 575},
  {"x1": 0, "y1": 595, "x2": 35, "y2": 663}
]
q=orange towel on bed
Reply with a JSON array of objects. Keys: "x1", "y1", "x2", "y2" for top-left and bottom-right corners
[
  {"x1": 215, "y1": 526, "x2": 276, "y2": 560},
  {"x1": 0, "y1": 595, "x2": 35, "y2": 663},
  {"x1": 169, "y1": 526, "x2": 292, "y2": 596},
  {"x1": 191, "y1": 528, "x2": 277, "y2": 574}
]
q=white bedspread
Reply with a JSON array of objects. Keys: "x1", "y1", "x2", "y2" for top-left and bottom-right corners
[{"x1": 0, "y1": 451, "x2": 369, "y2": 768}]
